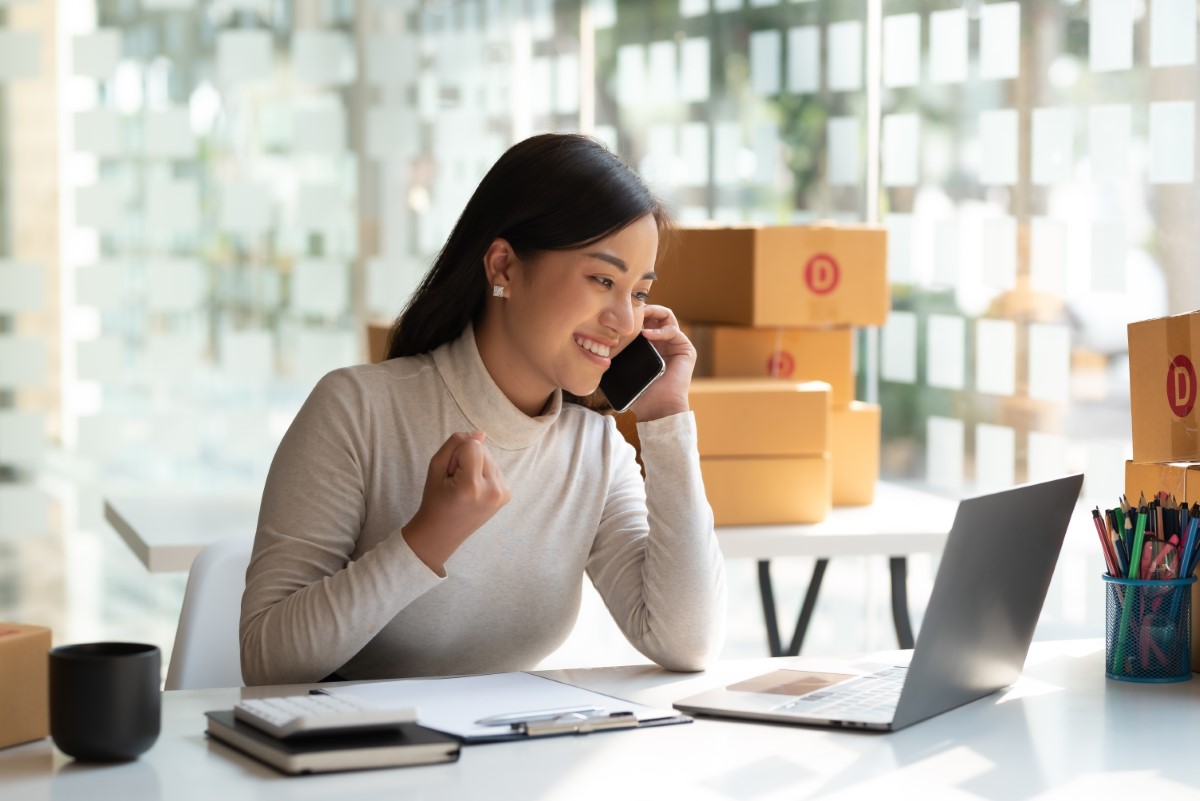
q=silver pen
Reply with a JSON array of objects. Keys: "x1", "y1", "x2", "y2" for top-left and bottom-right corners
[{"x1": 475, "y1": 705, "x2": 606, "y2": 726}]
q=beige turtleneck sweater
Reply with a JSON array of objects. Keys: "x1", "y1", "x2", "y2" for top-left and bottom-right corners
[{"x1": 239, "y1": 324, "x2": 726, "y2": 685}]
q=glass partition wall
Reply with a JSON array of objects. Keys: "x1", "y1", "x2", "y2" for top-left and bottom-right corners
[{"x1": 2, "y1": 0, "x2": 1197, "y2": 650}]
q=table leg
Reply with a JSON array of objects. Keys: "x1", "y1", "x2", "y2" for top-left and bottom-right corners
[
  {"x1": 757, "y1": 558, "x2": 829, "y2": 658},
  {"x1": 890, "y1": 557, "x2": 915, "y2": 649}
]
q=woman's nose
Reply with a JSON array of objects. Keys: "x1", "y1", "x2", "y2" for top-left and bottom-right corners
[{"x1": 601, "y1": 295, "x2": 637, "y2": 336}]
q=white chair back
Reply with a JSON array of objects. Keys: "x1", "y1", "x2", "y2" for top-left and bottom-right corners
[{"x1": 165, "y1": 536, "x2": 253, "y2": 690}]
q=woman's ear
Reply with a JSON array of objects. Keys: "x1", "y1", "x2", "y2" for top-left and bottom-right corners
[{"x1": 483, "y1": 238, "x2": 517, "y2": 290}]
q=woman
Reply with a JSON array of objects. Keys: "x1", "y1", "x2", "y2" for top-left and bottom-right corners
[{"x1": 240, "y1": 133, "x2": 726, "y2": 685}]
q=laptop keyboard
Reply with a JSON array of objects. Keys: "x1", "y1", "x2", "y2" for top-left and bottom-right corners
[{"x1": 772, "y1": 667, "x2": 907, "y2": 721}]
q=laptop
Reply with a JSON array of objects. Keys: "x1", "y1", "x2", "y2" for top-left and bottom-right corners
[{"x1": 674, "y1": 473, "x2": 1084, "y2": 732}]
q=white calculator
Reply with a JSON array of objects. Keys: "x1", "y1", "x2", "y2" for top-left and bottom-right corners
[{"x1": 233, "y1": 693, "x2": 417, "y2": 739}]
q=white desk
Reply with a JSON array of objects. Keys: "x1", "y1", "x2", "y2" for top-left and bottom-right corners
[
  {"x1": 5, "y1": 640, "x2": 1198, "y2": 800},
  {"x1": 104, "y1": 482, "x2": 957, "y2": 656}
]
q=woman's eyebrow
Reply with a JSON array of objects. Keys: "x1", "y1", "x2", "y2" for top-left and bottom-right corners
[{"x1": 585, "y1": 251, "x2": 656, "y2": 280}]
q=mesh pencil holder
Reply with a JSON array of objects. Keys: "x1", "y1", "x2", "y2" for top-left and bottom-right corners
[{"x1": 1103, "y1": 575, "x2": 1197, "y2": 683}]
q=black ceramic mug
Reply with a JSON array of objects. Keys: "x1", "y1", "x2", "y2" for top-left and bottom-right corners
[{"x1": 48, "y1": 642, "x2": 161, "y2": 761}]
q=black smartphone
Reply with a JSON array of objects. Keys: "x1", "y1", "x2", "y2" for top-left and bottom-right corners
[{"x1": 599, "y1": 333, "x2": 666, "y2": 413}]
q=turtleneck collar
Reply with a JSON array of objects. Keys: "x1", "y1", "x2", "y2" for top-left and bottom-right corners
[{"x1": 431, "y1": 321, "x2": 563, "y2": 451}]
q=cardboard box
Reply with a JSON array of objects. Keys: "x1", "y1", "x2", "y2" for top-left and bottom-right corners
[
  {"x1": 689, "y1": 379, "x2": 832, "y2": 524},
  {"x1": 701, "y1": 456, "x2": 831, "y2": 525},
  {"x1": 832, "y1": 402, "x2": 880, "y2": 506},
  {"x1": 0, "y1": 623, "x2": 50, "y2": 749},
  {"x1": 1124, "y1": 461, "x2": 1200, "y2": 672},
  {"x1": 693, "y1": 324, "x2": 855, "y2": 406},
  {"x1": 367, "y1": 320, "x2": 392, "y2": 364},
  {"x1": 1128, "y1": 311, "x2": 1200, "y2": 464},
  {"x1": 689, "y1": 379, "x2": 831, "y2": 457},
  {"x1": 654, "y1": 224, "x2": 888, "y2": 327}
]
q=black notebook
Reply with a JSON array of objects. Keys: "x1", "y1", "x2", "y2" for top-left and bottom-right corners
[{"x1": 204, "y1": 710, "x2": 460, "y2": 775}]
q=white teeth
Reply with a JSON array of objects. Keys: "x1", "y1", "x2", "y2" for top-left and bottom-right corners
[{"x1": 575, "y1": 337, "x2": 611, "y2": 358}]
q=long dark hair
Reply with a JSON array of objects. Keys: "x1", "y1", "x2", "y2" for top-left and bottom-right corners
[{"x1": 386, "y1": 134, "x2": 671, "y2": 378}]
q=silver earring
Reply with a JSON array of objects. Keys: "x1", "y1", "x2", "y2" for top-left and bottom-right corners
[{"x1": 493, "y1": 285, "x2": 504, "y2": 297}]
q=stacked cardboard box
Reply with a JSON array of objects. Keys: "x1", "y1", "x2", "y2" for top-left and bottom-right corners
[
  {"x1": 1125, "y1": 309, "x2": 1200, "y2": 671},
  {"x1": 0, "y1": 623, "x2": 50, "y2": 749},
  {"x1": 654, "y1": 224, "x2": 888, "y2": 522}
]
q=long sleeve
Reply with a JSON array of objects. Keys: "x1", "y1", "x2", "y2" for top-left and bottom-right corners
[
  {"x1": 585, "y1": 411, "x2": 727, "y2": 672},
  {"x1": 239, "y1": 369, "x2": 443, "y2": 686}
]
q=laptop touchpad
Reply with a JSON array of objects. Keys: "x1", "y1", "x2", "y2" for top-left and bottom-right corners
[{"x1": 728, "y1": 670, "x2": 859, "y2": 696}]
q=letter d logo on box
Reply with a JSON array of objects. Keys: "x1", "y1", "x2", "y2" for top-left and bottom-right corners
[
  {"x1": 804, "y1": 253, "x2": 840, "y2": 296},
  {"x1": 1167, "y1": 355, "x2": 1197, "y2": 418}
]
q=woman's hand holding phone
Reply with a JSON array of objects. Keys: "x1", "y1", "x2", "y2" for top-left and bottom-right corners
[
  {"x1": 401, "y1": 431, "x2": 511, "y2": 576},
  {"x1": 628, "y1": 304, "x2": 695, "y2": 421}
]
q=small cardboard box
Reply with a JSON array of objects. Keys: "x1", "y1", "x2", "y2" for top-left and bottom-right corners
[
  {"x1": 0, "y1": 623, "x2": 50, "y2": 749},
  {"x1": 367, "y1": 320, "x2": 392, "y2": 364},
  {"x1": 654, "y1": 224, "x2": 888, "y2": 327},
  {"x1": 696, "y1": 324, "x2": 855, "y2": 407},
  {"x1": 689, "y1": 379, "x2": 832, "y2": 525},
  {"x1": 689, "y1": 379, "x2": 831, "y2": 458},
  {"x1": 1124, "y1": 461, "x2": 1200, "y2": 672},
  {"x1": 701, "y1": 456, "x2": 831, "y2": 525},
  {"x1": 832, "y1": 402, "x2": 881, "y2": 506},
  {"x1": 1128, "y1": 311, "x2": 1200, "y2": 464}
]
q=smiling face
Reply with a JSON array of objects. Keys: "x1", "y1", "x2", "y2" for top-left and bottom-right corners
[{"x1": 475, "y1": 214, "x2": 660, "y2": 416}]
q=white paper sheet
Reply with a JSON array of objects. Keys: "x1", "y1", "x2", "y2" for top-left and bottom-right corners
[
  {"x1": 74, "y1": 110, "x2": 122, "y2": 157},
  {"x1": 76, "y1": 262, "x2": 124, "y2": 310},
  {"x1": 146, "y1": 180, "x2": 199, "y2": 236},
  {"x1": 933, "y1": 220, "x2": 959, "y2": 286},
  {"x1": 147, "y1": 258, "x2": 205, "y2": 313},
  {"x1": 752, "y1": 123, "x2": 779, "y2": 186},
  {"x1": 529, "y1": 56, "x2": 552, "y2": 116},
  {"x1": 885, "y1": 213, "x2": 913, "y2": 284},
  {"x1": 0, "y1": 485, "x2": 49, "y2": 539},
  {"x1": 883, "y1": 13, "x2": 920, "y2": 88},
  {"x1": 0, "y1": 411, "x2": 46, "y2": 465},
  {"x1": 0, "y1": 261, "x2": 45, "y2": 313},
  {"x1": 715, "y1": 0, "x2": 742, "y2": 11},
  {"x1": 979, "y1": 3, "x2": 1019, "y2": 80},
  {"x1": 1090, "y1": 0, "x2": 1133, "y2": 72},
  {"x1": 975, "y1": 319, "x2": 1016, "y2": 396},
  {"x1": 366, "y1": 107, "x2": 419, "y2": 160},
  {"x1": 292, "y1": 258, "x2": 349, "y2": 317},
  {"x1": 73, "y1": 30, "x2": 121, "y2": 78},
  {"x1": 680, "y1": 37, "x2": 711, "y2": 102},
  {"x1": 927, "y1": 416, "x2": 965, "y2": 490},
  {"x1": 976, "y1": 424, "x2": 1016, "y2": 491},
  {"x1": 1030, "y1": 217, "x2": 1068, "y2": 295},
  {"x1": 881, "y1": 310, "x2": 917, "y2": 384},
  {"x1": 827, "y1": 21, "x2": 863, "y2": 92},
  {"x1": 324, "y1": 672, "x2": 680, "y2": 740},
  {"x1": 929, "y1": 9, "x2": 967, "y2": 84},
  {"x1": 679, "y1": 121, "x2": 710, "y2": 187},
  {"x1": 713, "y1": 121, "x2": 741, "y2": 186},
  {"x1": 982, "y1": 217, "x2": 1017, "y2": 290},
  {"x1": 1088, "y1": 105, "x2": 1130, "y2": 184},
  {"x1": 1091, "y1": 222, "x2": 1126, "y2": 292},
  {"x1": 927, "y1": 314, "x2": 965, "y2": 389},
  {"x1": 293, "y1": 29, "x2": 356, "y2": 85},
  {"x1": 648, "y1": 40, "x2": 678, "y2": 100},
  {"x1": 750, "y1": 29, "x2": 781, "y2": 96},
  {"x1": 76, "y1": 414, "x2": 123, "y2": 462},
  {"x1": 1031, "y1": 107, "x2": 1074, "y2": 185},
  {"x1": 1028, "y1": 323, "x2": 1070, "y2": 402},
  {"x1": 1151, "y1": 0, "x2": 1196, "y2": 66},
  {"x1": 882, "y1": 113, "x2": 919, "y2": 187},
  {"x1": 555, "y1": 53, "x2": 580, "y2": 114},
  {"x1": 827, "y1": 116, "x2": 860, "y2": 186},
  {"x1": 591, "y1": 0, "x2": 616, "y2": 29},
  {"x1": 617, "y1": 43, "x2": 645, "y2": 106},
  {"x1": 220, "y1": 183, "x2": 272, "y2": 235},
  {"x1": 979, "y1": 109, "x2": 1018, "y2": 185},
  {"x1": 216, "y1": 29, "x2": 273, "y2": 86},
  {"x1": 680, "y1": 0, "x2": 709, "y2": 18},
  {"x1": 221, "y1": 329, "x2": 274, "y2": 382},
  {"x1": 145, "y1": 108, "x2": 195, "y2": 159},
  {"x1": 76, "y1": 336, "x2": 122, "y2": 383},
  {"x1": 787, "y1": 26, "x2": 819, "y2": 93},
  {"x1": 76, "y1": 184, "x2": 124, "y2": 231},
  {"x1": 1149, "y1": 101, "x2": 1194, "y2": 184},
  {"x1": 0, "y1": 31, "x2": 40, "y2": 81},
  {"x1": 293, "y1": 104, "x2": 346, "y2": 154},
  {"x1": 366, "y1": 34, "x2": 418, "y2": 86}
]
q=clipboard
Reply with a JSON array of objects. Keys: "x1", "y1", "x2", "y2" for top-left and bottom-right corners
[{"x1": 320, "y1": 671, "x2": 691, "y2": 743}]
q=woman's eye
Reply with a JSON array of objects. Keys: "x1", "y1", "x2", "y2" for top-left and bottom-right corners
[
  {"x1": 592, "y1": 276, "x2": 614, "y2": 288},
  {"x1": 634, "y1": 291, "x2": 650, "y2": 303}
]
